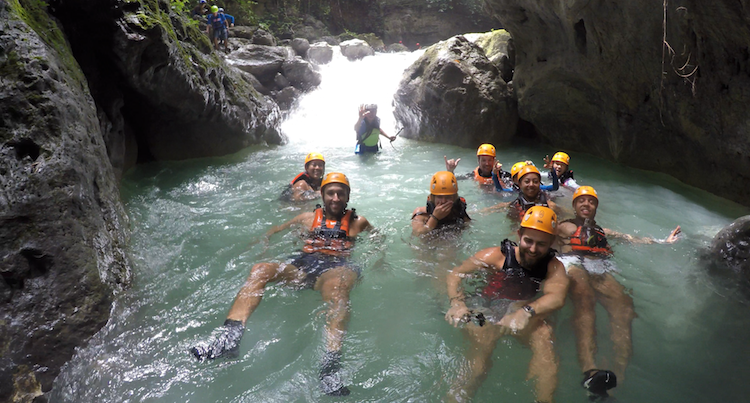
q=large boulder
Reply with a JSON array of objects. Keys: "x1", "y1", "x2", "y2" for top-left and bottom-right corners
[
  {"x1": 484, "y1": 0, "x2": 750, "y2": 205},
  {"x1": 394, "y1": 35, "x2": 518, "y2": 146},
  {"x1": 282, "y1": 58, "x2": 322, "y2": 90},
  {"x1": 464, "y1": 29, "x2": 515, "y2": 83},
  {"x1": 308, "y1": 41, "x2": 334, "y2": 64},
  {"x1": 0, "y1": 3, "x2": 129, "y2": 401},
  {"x1": 252, "y1": 28, "x2": 277, "y2": 46},
  {"x1": 290, "y1": 37, "x2": 310, "y2": 57},
  {"x1": 340, "y1": 38, "x2": 375, "y2": 60},
  {"x1": 710, "y1": 216, "x2": 750, "y2": 274},
  {"x1": 227, "y1": 44, "x2": 292, "y2": 83}
]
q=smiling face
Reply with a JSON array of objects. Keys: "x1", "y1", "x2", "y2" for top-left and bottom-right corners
[
  {"x1": 519, "y1": 173, "x2": 541, "y2": 199},
  {"x1": 573, "y1": 195, "x2": 598, "y2": 220},
  {"x1": 305, "y1": 160, "x2": 325, "y2": 180},
  {"x1": 322, "y1": 183, "x2": 349, "y2": 217},
  {"x1": 517, "y1": 228, "x2": 554, "y2": 267},
  {"x1": 477, "y1": 155, "x2": 495, "y2": 174},
  {"x1": 552, "y1": 161, "x2": 568, "y2": 177}
]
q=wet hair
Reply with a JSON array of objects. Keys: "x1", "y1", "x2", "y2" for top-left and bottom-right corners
[{"x1": 364, "y1": 104, "x2": 378, "y2": 112}]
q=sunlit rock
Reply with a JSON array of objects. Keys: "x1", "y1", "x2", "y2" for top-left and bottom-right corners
[
  {"x1": 340, "y1": 39, "x2": 374, "y2": 60},
  {"x1": 394, "y1": 35, "x2": 518, "y2": 147},
  {"x1": 291, "y1": 38, "x2": 310, "y2": 57},
  {"x1": 308, "y1": 42, "x2": 334, "y2": 65},
  {"x1": 282, "y1": 58, "x2": 322, "y2": 91}
]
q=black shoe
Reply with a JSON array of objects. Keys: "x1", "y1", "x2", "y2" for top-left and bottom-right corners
[
  {"x1": 582, "y1": 369, "x2": 617, "y2": 399},
  {"x1": 191, "y1": 319, "x2": 245, "y2": 360},
  {"x1": 319, "y1": 351, "x2": 350, "y2": 396}
]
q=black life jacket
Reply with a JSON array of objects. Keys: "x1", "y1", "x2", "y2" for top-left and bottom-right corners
[
  {"x1": 563, "y1": 217, "x2": 612, "y2": 257},
  {"x1": 420, "y1": 197, "x2": 471, "y2": 228},
  {"x1": 482, "y1": 239, "x2": 555, "y2": 300},
  {"x1": 510, "y1": 191, "x2": 549, "y2": 218},
  {"x1": 560, "y1": 170, "x2": 574, "y2": 183}
]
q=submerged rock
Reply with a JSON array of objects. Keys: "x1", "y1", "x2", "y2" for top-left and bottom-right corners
[
  {"x1": 394, "y1": 35, "x2": 518, "y2": 147},
  {"x1": 710, "y1": 216, "x2": 750, "y2": 274}
]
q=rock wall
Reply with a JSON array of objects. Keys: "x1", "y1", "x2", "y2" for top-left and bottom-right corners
[
  {"x1": 0, "y1": 1, "x2": 130, "y2": 401},
  {"x1": 51, "y1": 0, "x2": 284, "y2": 176},
  {"x1": 394, "y1": 33, "x2": 517, "y2": 147},
  {"x1": 484, "y1": 0, "x2": 750, "y2": 205}
]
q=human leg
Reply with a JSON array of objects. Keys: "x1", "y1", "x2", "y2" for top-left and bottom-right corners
[
  {"x1": 567, "y1": 265, "x2": 598, "y2": 373},
  {"x1": 192, "y1": 262, "x2": 300, "y2": 360},
  {"x1": 446, "y1": 324, "x2": 503, "y2": 403},
  {"x1": 592, "y1": 273, "x2": 635, "y2": 381},
  {"x1": 523, "y1": 319, "x2": 559, "y2": 403},
  {"x1": 315, "y1": 266, "x2": 358, "y2": 396}
]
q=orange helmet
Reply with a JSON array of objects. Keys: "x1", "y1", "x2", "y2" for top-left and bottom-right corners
[
  {"x1": 304, "y1": 152, "x2": 325, "y2": 166},
  {"x1": 573, "y1": 186, "x2": 598, "y2": 203},
  {"x1": 430, "y1": 171, "x2": 458, "y2": 195},
  {"x1": 521, "y1": 206, "x2": 558, "y2": 235},
  {"x1": 510, "y1": 161, "x2": 528, "y2": 179},
  {"x1": 551, "y1": 152, "x2": 570, "y2": 166},
  {"x1": 321, "y1": 172, "x2": 350, "y2": 190},
  {"x1": 517, "y1": 165, "x2": 541, "y2": 181},
  {"x1": 476, "y1": 144, "x2": 496, "y2": 158}
]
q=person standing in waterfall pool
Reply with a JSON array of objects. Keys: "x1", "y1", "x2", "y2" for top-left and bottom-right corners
[
  {"x1": 411, "y1": 171, "x2": 471, "y2": 237},
  {"x1": 191, "y1": 173, "x2": 371, "y2": 397},
  {"x1": 280, "y1": 152, "x2": 325, "y2": 202},
  {"x1": 354, "y1": 104, "x2": 396, "y2": 153},
  {"x1": 555, "y1": 186, "x2": 681, "y2": 399},
  {"x1": 445, "y1": 206, "x2": 569, "y2": 403}
]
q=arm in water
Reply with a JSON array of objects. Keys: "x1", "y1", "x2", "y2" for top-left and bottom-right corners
[{"x1": 604, "y1": 225, "x2": 682, "y2": 244}]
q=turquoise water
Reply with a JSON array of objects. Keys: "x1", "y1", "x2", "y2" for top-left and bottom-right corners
[{"x1": 51, "y1": 50, "x2": 750, "y2": 402}]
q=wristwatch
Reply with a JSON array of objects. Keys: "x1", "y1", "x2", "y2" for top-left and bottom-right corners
[{"x1": 522, "y1": 305, "x2": 536, "y2": 317}]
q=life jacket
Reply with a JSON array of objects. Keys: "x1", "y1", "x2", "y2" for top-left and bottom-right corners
[
  {"x1": 302, "y1": 206, "x2": 356, "y2": 256},
  {"x1": 416, "y1": 197, "x2": 471, "y2": 229},
  {"x1": 473, "y1": 167, "x2": 494, "y2": 186},
  {"x1": 564, "y1": 218, "x2": 613, "y2": 257},
  {"x1": 509, "y1": 191, "x2": 549, "y2": 218},
  {"x1": 209, "y1": 13, "x2": 227, "y2": 30},
  {"x1": 560, "y1": 170, "x2": 574, "y2": 184},
  {"x1": 290, "y1": 172, "x2": 320, "y2": 190},
  {"x1": 482, "y1": 239, "x2": 555, "y2": 300}
]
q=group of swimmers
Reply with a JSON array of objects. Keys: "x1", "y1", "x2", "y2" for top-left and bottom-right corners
[{"x1": 190, "y1": 138, "x2": 681, "y2": 402}]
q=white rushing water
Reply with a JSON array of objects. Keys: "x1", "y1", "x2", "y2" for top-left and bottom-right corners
[{"x1": 51, "y1": 46, "x2": 750, "y2": 403}]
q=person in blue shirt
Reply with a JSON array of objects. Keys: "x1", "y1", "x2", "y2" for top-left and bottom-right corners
[
  {"x1": 219, "y1": 8, "x2": 235, "y2": 27},
  {"x1": 205, "y1": 6, "x2": 229, "y2": 52}
]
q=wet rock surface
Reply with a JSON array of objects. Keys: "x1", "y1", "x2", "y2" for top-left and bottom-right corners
[
  {"x1": 340, "y1": 39, "x2": 375, "y2": 60},
  {"x1": 484, "y1": 0, "x2": 750, "y2": 204},
  {"x1": 394, "y1": 34, "x2": 518, "y2": 147},
  {"x1": 711, "y1": 216, "x2": 750, "y2": 274},
  {"x1": 0, "y1": 4, "x2": 129, "y2": 401}
]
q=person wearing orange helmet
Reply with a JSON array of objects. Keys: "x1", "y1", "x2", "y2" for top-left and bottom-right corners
[
  {"x1": 556, "y1": 186, "x2": 680, "y2": 399},
  {"x1": 282, "y1": 152, "x2": 326, "y2": 201},
  {"x1": 411, "y1": 171, "x2": 471, "y2": 236},
  {"x1": 192, "y1": 173, "x2": 371, "y2": 397},
  {"x1": 491, "y1": 160, "x2": 559, "y2": 193},
  {"x1": 444, "y1": 143, "x2": 497, "y2": 187},
  {"x1": 485, "y1": 165, "x2": 560, "y2": 217},
  {"x1": 543, "y1": 151, "x2": 579, "y2": 190},
  {"x1": 445, "y1": 206, "x2": 569, "y2": 403}
]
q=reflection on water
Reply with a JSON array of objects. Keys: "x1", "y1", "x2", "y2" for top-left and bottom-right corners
[{"x1": 51, "y1": 49, "x2": 750, "y2": 403}]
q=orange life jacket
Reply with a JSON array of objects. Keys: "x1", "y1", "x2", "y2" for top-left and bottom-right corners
[
  {"x1": 565, "y1": 218, "x2": 613, "y2": 257},
  {"x1": 302, "y1": 207, "x2": 356, "y2": 256},
  {"x1": 473, "y1": 167, "x2": 494, "y2": 186}
]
